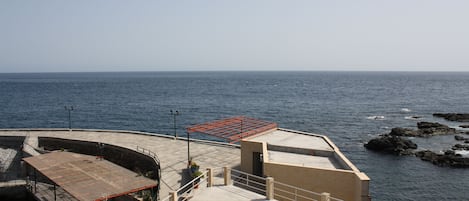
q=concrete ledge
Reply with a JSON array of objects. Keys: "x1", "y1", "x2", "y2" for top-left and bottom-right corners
[{"x1": 0, "y1": 128, "x2": 240, "y2": 149}]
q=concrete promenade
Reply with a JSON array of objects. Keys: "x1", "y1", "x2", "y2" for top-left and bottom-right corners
[{"x1": 0, "y1": 129, "x2": 241, "y2": 199}]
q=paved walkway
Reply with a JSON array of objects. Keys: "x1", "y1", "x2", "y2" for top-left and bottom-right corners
[
  {"x1": 0, "y1": 129, "x2": 241, "y2": 199},
  {"x1": 191, "y1": 185, "x2": 269, "y2": 201}
]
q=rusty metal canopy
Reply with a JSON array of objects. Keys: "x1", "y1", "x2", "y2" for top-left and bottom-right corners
[
  {"x1": 187, "y1": 116, "x2": 277, "y2": 143},
  {"x1": 23, "y1": 152, "x2": 157, "y2": 201}
]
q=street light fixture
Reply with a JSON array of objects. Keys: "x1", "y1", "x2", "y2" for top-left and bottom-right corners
[
  {"x1": 64, "y1": 106, "x2": 74, "y2": 130},
  {"x1": 170, "y1": 110, "x2": 180, "y2": 138}
]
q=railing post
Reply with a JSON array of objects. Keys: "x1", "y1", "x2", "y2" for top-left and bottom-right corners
[
  {"x1": 266, "y1": 177, "x2": 274, "y2": 200},
  {"x1": 170, "y1": 191, "x2": 178, "y2": 201},
  {"x1": 321, "y1": 192, "x2": 330, "y2": 201},
  {"x1": 224, "y1": 166, "x2": 231, "y2": 185},
  {"x1": 207, "y1": 168, "x2": 213, "y2": 187}
]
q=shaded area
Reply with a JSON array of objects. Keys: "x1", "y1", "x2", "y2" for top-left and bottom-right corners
[{"x1": 24, "y1": 152, "x2": 157, "y2": 201}]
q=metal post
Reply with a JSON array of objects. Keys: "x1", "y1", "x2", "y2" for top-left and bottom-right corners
[
  {"x1": 224, "y1": 167, "x2": 231, "y2": 185},
  {"x1": 266, "y1": 177, "x2": 274, "y2": 200},
  {"x1": 187, "y1": 131, "x2": 190, "y2": 166},
  {"x1": 64, "y1": 106, "x2": 74, "y2": 130},
  {"x1": 170, "y1": 110, "x2": 179, "y2": 138},
  {"x1": 33, "y1": 169, "x2": 37, "y2": 193},
  {"x1": 54, "y1": 184, "x2": 57, "y2": 201},
  {"x1": 207, "y1": 168, "x2": 213, "y2": 187}
]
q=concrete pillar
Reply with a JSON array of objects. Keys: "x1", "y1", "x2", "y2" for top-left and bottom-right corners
[
  {"x1": 170, "y1": 191, "x2": 178, "y2": 201},
  {"x1": 207, "y1": 168, "x2": 213, "y2": 187},
  {"x1": 224, "y1": 166, "x2": 231, "y2": 185},
  {"x1": 265, "y1": 177, "x2": 274, "y2": 200},
  {"x1": 320, "y1": 192, "x2": 330, "y2": 201}
]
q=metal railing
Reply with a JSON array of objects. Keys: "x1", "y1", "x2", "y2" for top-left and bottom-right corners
[
  {"x1": 160, "y1": 169, "x2": 209, "y2": 201},
  {"x1": 136, "y1": 146, "x2": 161, "y2": 165},
  {"x1": 136, "y1": 146, "x2": 161, "y2": 201},
  {"x1": 230, "y1": 168, "x2": 267, "y2": 196},
  {"x1": 273, "y1": 180, "x2": 344, "y2": 201}
]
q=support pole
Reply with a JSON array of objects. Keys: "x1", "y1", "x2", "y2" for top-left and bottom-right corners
[
  {"x1": 170, "y1": 191, "x2": 178, "y2": 201},
  {"x1": 54, "y1": 184, "x2": 57, "y2": 201},
  {"x1": 207, "y1": 168, "x2": 213, "y2": 187},
  {"x1": 266, "y1": 177, "x2": 274, "y2": 200},
  {"x1": 33, "y1": 169, "x2": 37, "y2": 193},
  {"x1": 187, "y1": 132, "x2": 190, "y2": 166},
  {"x1": 224, "y1": 167, "x2": 231, "y2": 185}
]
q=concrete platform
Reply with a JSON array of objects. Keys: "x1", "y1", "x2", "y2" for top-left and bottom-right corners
[
  {"x1": 268, "y1": 151, "x2": 340, "y2": 169},
  {"x1": 247, "y1": 129, "x2": 334, "y2": 152},
  {"x1": 0, "y1": 129, "x2": 241, "y2": 199}
]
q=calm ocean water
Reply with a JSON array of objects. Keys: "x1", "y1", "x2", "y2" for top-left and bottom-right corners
[{"x1": 1, "y1": 71, "x2": 469, "y2": 200}]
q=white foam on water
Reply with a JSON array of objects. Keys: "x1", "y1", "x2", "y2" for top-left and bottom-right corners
[
  {"x1": 455, "y1": 150, "x2": 469, "y2": 158},
  {"x1": 366, "y1": 116, "x2": 385, "y2": 120},
  {"x1": 405, "y1": 116, "x2": 422, "y2": 120},
  {"x1": 401, "y1": 108, "x2": 411, "y2": 112}
]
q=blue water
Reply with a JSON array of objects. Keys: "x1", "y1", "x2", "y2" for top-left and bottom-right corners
[{"x1": 1, "y1": 71, "x2": 469, "y2": 200}]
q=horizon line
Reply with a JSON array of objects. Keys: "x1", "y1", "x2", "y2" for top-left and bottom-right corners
[{"x1": 2, "y1": 69, "x2": 469, "y2": 74}]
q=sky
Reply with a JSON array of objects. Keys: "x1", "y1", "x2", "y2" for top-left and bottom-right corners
[{"x1": 1, "y1": 0, "x2": 469, "y2": 73}]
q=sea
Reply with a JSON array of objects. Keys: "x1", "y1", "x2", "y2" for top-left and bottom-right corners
[{"x1": 1, "y1": 71, "x2": 468, "y2": 200}]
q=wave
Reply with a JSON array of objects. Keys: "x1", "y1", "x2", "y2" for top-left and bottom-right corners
[
  {"x1": 367, "y1": 116, "x2": 385, "y2": 120},
  {"x1": 401, "y1": 108, "x2": 412, "y2": 112},
  {"x1": 405, "y1": 116, "x2": 422, "y2": 120}
]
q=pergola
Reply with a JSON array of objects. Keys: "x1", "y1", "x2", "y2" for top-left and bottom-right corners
[
  {"x1": 187, "y1": 116, "x2": 278, "y2": 143},
  {"x1": 23, "y1": 152, "x2": 157, "y2": 201}
]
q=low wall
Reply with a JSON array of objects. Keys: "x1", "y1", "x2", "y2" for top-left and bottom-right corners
[
  {"x1": 264, "y1": 162, "x2": 369, "y2": 201},
  {"x1": 0, "y1": 136, "x2": 26, "y2": 182},
  {"x1": 38, "y1": 137, "x2": 159, "y2": 180}
]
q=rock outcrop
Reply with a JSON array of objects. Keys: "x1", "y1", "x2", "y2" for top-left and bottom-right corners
[
  {"x1": 459, "y1": 125, "x2": 469, "y2": 128},
  {"x1": 416, "y1": 150, "x2": 469, "y2": 168},
  {"x1": 388, "y1": 122, "x2": 455, "y2": 137},
  {"x1": 416, "y1": 122, "x2": 456, "y2": 135},
  {"x1": 364, "y1": 135, "x2": 417, "y2": 155},
  {"x1": 433, "y1": 113, "x2": 469, "y2": 122},
  {"x1": 454, "y1": 135, "x2": 469, "y2": 142},
  {"x1": 452, "y1": 144, "x2": 469, "y2": 150}
]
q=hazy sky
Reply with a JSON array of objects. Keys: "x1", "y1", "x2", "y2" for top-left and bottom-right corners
[{"x1": 1, "y1": 1, "x2": 468, "y2": 73}]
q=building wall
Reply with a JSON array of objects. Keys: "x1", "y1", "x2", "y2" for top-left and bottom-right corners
[
  {"x1": 240, "y1": 140, "x2": 267, "y2": 174},
  {"x1": 264, "y1": 162, "x2": 369, "y2": 201},
  {"x1": 241, "y1": 139, "x2": 370, "y2": 201}
]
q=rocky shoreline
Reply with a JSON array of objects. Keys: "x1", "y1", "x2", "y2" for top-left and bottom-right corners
[{"x1": 365, "y1": 114, "x2": 469, "y2": 168}]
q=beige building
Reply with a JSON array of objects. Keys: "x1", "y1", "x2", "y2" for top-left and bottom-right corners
[{"x1": 240, "y1": 128, "x2": 370, "y2": 201}]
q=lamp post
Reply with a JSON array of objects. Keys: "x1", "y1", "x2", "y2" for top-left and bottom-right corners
[
  {"x1": 187, "y1": 131, "x2": 190, "y2": 166},
  {"x1": 170, "y1": 110, "x2": 180, "y2": 138},
  {"x1": 64, "y1": 106, "x2": 74, "y2": 130}
]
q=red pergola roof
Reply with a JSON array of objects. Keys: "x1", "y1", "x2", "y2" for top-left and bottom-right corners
[{"x1": 187, "y1": 116, "x2": 277, "y2": 143}]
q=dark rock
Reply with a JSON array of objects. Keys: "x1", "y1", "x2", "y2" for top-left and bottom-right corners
[
  {"x1": 416, "y1": 121, "x2": 456, "y2": 136},
  {"x1": 388, "y1": 122, "x2": 455, "y2": 137},
  {"x1": 465, "y1": 140, "x2": 469, "y2": 144},
  {"x1": 445, "y1": 150, "x2": 455, "y2": 155},
  {"x1": 433, "y1": 113, "x2": 469, "y2": 122},
  {"x1": 416, "y1": 150, "x2": 469, "y2": 167},
  {"x1": 389, "y1": 127, "x2": 416, "y2": 137},
  {"x1": 452, "y1": 144, "x2": 469, "y2": 150},
  {"x1": 460, "y1": 125, "x2": 469, "y2": 128},
  {"x1": 364, "y1": 135, "x2": 417, "y2": 155},
  {"x1": 455, "y1": 135, "x2": 469, "y2": 141}
]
